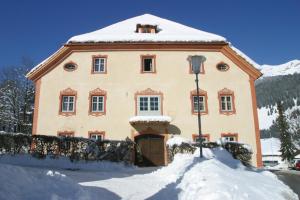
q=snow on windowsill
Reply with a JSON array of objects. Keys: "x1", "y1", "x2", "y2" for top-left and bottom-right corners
[{"x1": 129, "y1": 115, "x2": 171, "y2": 123}]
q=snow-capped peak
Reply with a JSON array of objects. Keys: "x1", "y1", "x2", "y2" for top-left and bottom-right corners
[{"x1": 260, "y1": 59, "x2": 300, "y2": 78}]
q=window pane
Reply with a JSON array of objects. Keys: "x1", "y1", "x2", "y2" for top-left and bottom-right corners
[
  {"x1": 99, "y1": 59, "x2": 105, "y2": 72},
  {"x1": 143, "y1": 58, "x2": 152, "y2": 72},
  {"x1": 150, "y1": 97, "x2": 158, "y2": 111},
  {"x1": 69, "y1": 102, "x2": 74, "y2": 111},
  {"x1": 221, "y1": 102, "x2": 226, "y2": 111},
  {"x1": 193, "y1": 96, "x2": 205, "y2": 112},
  {"x1": 69, "y1": 96, "x2": 74, "y2": 103},
  {"x1": 62, "y1": 102, "x2": 68, "y2": 111},
  {"x1": 139, "y1": 97, "x2": 148, "y2": 111},
  {"x1": 92, "y1": 102, "x2": 97, "y2": 111}
]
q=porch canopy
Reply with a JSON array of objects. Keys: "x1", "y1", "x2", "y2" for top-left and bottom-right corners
[{"x1": 129, "y1": 115, "x2": 172, "y2": 125}]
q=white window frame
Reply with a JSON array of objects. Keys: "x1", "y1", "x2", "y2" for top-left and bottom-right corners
[
  {"x1": 91, "y1": 96, "x2": 104, "y2": 112},
  {"x1": 137, "y1": 95, "x2": 161, "y2": 116},
  {"x1": 61, "y1": 96, "x2": 75, "y2": 112},
  {"x1": 193, "y1": 95, "x2": 206, "y2": 112},
  {"x1": 220, "y1": 95, "x2": 233, "y2": 111},
  {"x1": 222, "y1": 136, "x2": 237, "y2": 142},
  {"x1": 94, "y1": 58, "x2": 106, "y2": 73}
]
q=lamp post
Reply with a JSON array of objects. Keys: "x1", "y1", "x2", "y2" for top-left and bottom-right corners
[{"x1": 190, "y1": 55, "x2": 206, "y2": 158}]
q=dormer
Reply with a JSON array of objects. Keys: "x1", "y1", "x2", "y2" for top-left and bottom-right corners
[{"x1": 136, "y1": 24, "x2": 158, "y2": 33}]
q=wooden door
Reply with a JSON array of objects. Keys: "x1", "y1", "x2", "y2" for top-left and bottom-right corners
[{"x1": 135, "y1": 134, "x2": 165, "y2": 166}]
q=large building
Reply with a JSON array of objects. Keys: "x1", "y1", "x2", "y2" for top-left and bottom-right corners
[{"x1": 27, "y1": 14, "x2": 262, "y2": 167}]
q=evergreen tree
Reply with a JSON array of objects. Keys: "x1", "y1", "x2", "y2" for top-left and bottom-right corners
[{"x1": 276, "y1": 101, "x2": 296, "y2": 163}]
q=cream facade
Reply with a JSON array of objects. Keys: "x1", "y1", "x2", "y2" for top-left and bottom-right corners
[{"x1": 27, "y1": 14, "x2": 262, "y2": 167}]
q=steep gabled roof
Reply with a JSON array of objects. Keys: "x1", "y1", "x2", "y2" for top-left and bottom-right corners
[{"x1": 68, "y1": 14, "x2": 226, "y2": 43}]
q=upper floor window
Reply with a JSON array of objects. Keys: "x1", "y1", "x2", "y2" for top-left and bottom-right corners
[
  {"x1": 135, "y1": 88, "x2": 163, "y2": 116},
  {"x1": 141, "y1": 55, "x2": 156, "y2": 73},
  {"x1": 89, "y1": 88, "x2": 107, "y2": 116},
  {"x1": 91, "y1": 96, "x2": 104, "y2": 112},
  {"x1": 62, "y1": 96, "x2": 75, "y2": 112},
  {"x1": 218, "y1": 88, "x2": 236, "y2": 115},
  {"x1": 92, "y1": 55, "x2": 107, "y2": 74},
  {"x1": 59, "y1": 88, "x2": 77, "y2": 116},
  {"x1": 190, "y1": 89, "x2": 208, "y2": 115},
  {"x1": 216, "y1": 62, "x2": 229, "y2": 71},
  {"x1": 138, "y1": 96, "x2": 160, "y2": 115}
]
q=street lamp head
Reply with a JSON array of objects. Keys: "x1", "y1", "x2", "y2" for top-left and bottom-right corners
[{"x1": 190, "y1": 55, "x2": 206, "y2": 74}]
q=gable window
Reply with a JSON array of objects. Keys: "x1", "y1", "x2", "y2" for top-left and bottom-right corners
[
  {"x1": 89, "y1": 88, "x2": 107, "y2": 116},
  {"x1": 89, "y1": 131, "x2": 105, "y2": 141},
  {"x1": 64, "y1": 62, "x2": 77, "y2": 71},
  {"x1": 141, "y1": 55, "x2": 156, "y2": 73},
  {"x1": 221, "y1": 133, "x2": 238, "y2": 142},
  {"x1": 192, "y1": 134, "x2": 210, "y2": 143},
  {"x1": 91, "y1": 96, "x2": 104, "y2": 112},
  {"x1": 59, "y1": 88, "x2": 77, "y2": 116},
  {"x1": 92, "y1": 55, "x2": 107, "y2": 73},
  {"x1": 62, "y1": 96, "x2": 75, "y2": 112},
  {"x1": 216, "y1": 62, "x2": 229, "y2": 71},
  {"x1": 218, "y1": 88, "x2": 236, "y2": 115},
  {"x1": 190, "y1": 89, "x2": 208, "y2": 115}
]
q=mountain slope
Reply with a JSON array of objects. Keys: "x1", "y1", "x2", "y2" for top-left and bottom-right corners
[{"x1": 259, "y1": 59, "x2": 300, "y2": 78}]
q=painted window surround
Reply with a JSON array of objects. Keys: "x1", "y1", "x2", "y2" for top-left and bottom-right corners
[
  {"x1": 216, "y1": 61, "x2": 230, "y2": 72},
  {"x1": 134, "y1": 88, "x2": 163, "y2": 116},
  {"x1": 140, "y1": 55, "x2": 156, "y2": 73},
  {"x1": 190, "y1": 89, "x2": 208, "y2": 115},
  {"x1": 218, "y1": 88, "x2": 236, "y2": 115},
  {"x1": 59, "y1": 88, "x2": 77, "y2": 116},
  {"x1": 88, "y1": 88, "x2": 107, "y2": 116},
  {"x1": 91, "y1": 55, "x2": 107, "y2": 74}
]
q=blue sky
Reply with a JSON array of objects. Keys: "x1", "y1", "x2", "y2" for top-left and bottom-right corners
[{"x1": 0, "y1": 0, "x2": 299, "y2": 68}]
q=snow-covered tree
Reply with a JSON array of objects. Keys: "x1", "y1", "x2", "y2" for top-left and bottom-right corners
[{"x1": 276, "y1": 101, "x2": 296, "y2": 163}]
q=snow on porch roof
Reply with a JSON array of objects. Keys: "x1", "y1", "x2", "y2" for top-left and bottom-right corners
[
  {"x1": 129, "y1": 115, "x2": 172, "y2": 124},
  {"x1": 68, "y1": 14, "x2": 226, "y2": 43}
]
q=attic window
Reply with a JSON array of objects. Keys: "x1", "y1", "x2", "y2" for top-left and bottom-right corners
[
  {"x1": 216, "y1": 62, "x2": 229, "y2": 71},
  {"x1": 64, "y1": 62, "x2": 77, "y2": 71},
  {"x1": 136, "y1": 24, "x2": 158, "y2": 33}
]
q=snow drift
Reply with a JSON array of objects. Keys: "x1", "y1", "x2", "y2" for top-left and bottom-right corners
[{"x1": 81, "y1": 148, "x2": 298, "y2": 200}]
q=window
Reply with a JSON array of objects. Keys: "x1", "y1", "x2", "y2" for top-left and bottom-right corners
[
  {"x1": 192, "y1": 134, "x2": 210, "y2": 142},
  {"x1": 141, "y1": 55, "x2": 156, "y2": 73},
  {"x1": 138, "y1": 96, "x2": 160, "y2": 115},
  {"x1": 59, "y1": 88, "x2": 77, "y2": 116},
  {"x1": 91, "y1": 96, "x2": 104, "y2": 112},
  {"x1": 92, "y1": 56, "x2": 107, "y2": 73},
  {"x1": 218, "y1": 88, "x2": 236, "y2": 115},
  {"x1": 61, "y1": 96, "x2": 75, "y2": 112},
  {"x1": 89, "y1": 132, "x2": 104, "y2": 141},
  {"x1": 64, "y1": 62, "x2": 77, "y2": 71},
  {"x1": 89, "y1": 88, "x2": 107, "y2": 116},
  {"x1": 190, "y1": 89, "x2": 208, "y2": 115},
  {"x1": 216, "y1": 62, "x2": 229, "y2": 71},
  {"x1": 136, "y1": 24, "x2": 158, "y2": 33},
  {"x1": 221, "y1": 133, "x2": 238, "y2": 142},
  {"x1": 192, "y1": 96, "x2": 206, "y2": 113},
  {"x1": 57, "y1": 131, "x2": 74, "y2": 137},
  {"x1": 221, "y1": 96, "x2": 233, "y2": 111}
]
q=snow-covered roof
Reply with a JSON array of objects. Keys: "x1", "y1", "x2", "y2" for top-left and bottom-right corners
[
  {"x1": 129, "y1": 115, "x2": 171, "y2": 124},
  {"x1": 68, "y1": 14, "x2": 226, "y2": 43}
]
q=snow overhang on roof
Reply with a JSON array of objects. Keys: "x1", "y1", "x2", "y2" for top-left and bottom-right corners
[
  {"x1": 67, "y1": 14, "x2": 227, "y2": 43},
  {"x1": 129, "y1": 115, "x2": 172, "y2": 125}
]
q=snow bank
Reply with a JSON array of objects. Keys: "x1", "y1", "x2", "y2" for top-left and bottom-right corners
[
  {"x1": 81, "y1": 148, "x2": 297, "y2": 200},
  {"x1": 0, "y1": 154, "x2": 134, "y2": 171},
  {"x1": 166, "y1": 135, "x2": 190, "y2": 147},
  {"x1": 0, "y1": 163, "x2": 99, "y2": 200}
]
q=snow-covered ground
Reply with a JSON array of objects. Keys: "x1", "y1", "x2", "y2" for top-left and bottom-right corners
[{"x1": 0, "y1": 148, "x2": 298, "y2": 200}]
